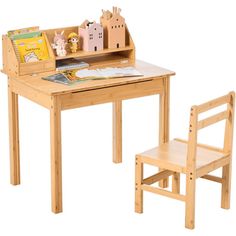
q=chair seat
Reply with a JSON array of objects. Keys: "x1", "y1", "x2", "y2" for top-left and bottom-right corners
[{"x1": 138, "y1": 139, "x2": 228, "y2": 173}]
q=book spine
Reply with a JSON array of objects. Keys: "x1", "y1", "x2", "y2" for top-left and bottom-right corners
[{"x1": 12, "y1": 40, "x2": 21, "y2": 63}]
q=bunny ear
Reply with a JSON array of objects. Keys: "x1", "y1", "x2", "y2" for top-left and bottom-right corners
[
  {"x1": 54, "y1": 31, "x2": 57, "y2": 36},
  {"x1": 61, "y1": 30, "x2": 64, "y2": 35}
]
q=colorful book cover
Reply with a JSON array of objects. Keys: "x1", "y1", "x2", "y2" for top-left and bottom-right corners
[
  {"x1": 42, "y1": 67, "x2": 143, "y2": 85},
  {"x1": 73, "y1": 67, "x2": 143, "y2": 80},
  {"x1": 11, "y1": 31, "x2": 42, "y2": 40},
  {"x1": 8, "y1": 26, "x2": 39, "y2": 37},
  {"x1": 42, "y1": 73, "x2": 70, "y2": 85},
  {"x1": 14, "y1": 36, "x2": 49, "y2": 63}
]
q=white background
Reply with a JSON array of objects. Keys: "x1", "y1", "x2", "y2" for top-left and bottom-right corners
[{"x1": 0, "y1": 0, "x2": 236, "y2": 235}]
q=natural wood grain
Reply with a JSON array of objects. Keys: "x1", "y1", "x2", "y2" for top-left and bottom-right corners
[
  {"x1": 135, "y1": 92, "x2": 235, "y2": 229},
  {"x1": 135, "y1": 156, "x2": 143, "y2": 213},
  {"x1": 60, "y1": 79, "x2": 163, "y2": 110},
  {"x1": 9, "y1": 78, "x2": 51, "y2": 109},
  {"x1": 221, "y1": 92, "x2": 235, "y2": 209},
  {"x1": 2, "y1": 23, "x2": 175, "y2": 215},
  {"x1": 2, "y1": 35, "x2": 18, "y2": 77},
  {"x1": 196, "y1": 155, "x2": 230, "y2": 178},
  {"x1": 113, "y1": 101, "x2": 122, "y2": 163},
  {"x1": 198, "y1": 110, "x2": 229, "y2": 130},
  {"x1": 200, "y1": 174, "x2": 223, "y2": 183},
  {"x1": 2, "y1": 24, "x2": 134, "y2": 76},
  {"x1": 8, "y1": 80, "x2": 20, "y2": 185},
  {"x1": 19, "y1": 59, "x2": 55, "y2": 76},
  {"x1": 44, "y1": 25, "x2": 135, "y2": 60},
  {"x1": 4, "y1": 59, "x2": 174, "y2": 213},
  {"x1": 174, "y1": 138, "x2": 224, "y2": 153},
  {"x1": 142, "y1": 170, "x2": 174, "y2": 185},
  {"x1": 197, "y1": 94, "x2": 231, "y2": 113},
  {"x1": 55, "y1": 46, "x2": 134, "y2": 60},
  {"x1": 185, "y1": 106, "x2": 197, "y2": 230},
  {"x1": 172, "y1": 172, "x2": 180, "y2": 194},
  {"x1": 50, "y1": 96, "x2": 62, "y2": 213},
  {"x1": 221, "y1": 164, "x2": 231, "y2": 209},
  {"x1": 141, "y1": 185, "x2": 185, "y2": 201},
  {"x1": 2, "y1": 35, "x2": 8, "y2": 73},
  {"x1": 45, "y1": 26, "x2": 78, "y2": 48},
  {"x1": 159, "y1": 76, "x2": 170, "y2": 188},
  {"x1": 138, "y1": 140, "x2": 226, "y2": 173},
  {"x1": 10, "y1": 60, "x2": 174, "y2": 96}
]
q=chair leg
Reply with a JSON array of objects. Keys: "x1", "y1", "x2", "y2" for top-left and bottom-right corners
[
  {"x1": 185, "y1": 173, "x2": 196, "y2": 229},
  {"x1": 221, "y1": 163, "x2": 232, "y2": 209},
  {"x1": 172, "y1": 172, "x2": 180, "y2": 194},
  {"x1": 159, "y1": 168, "x2": 169, "y2": 188},
  {"x1": 135, "y1": 156, "x2": 143, "y2": 213}
]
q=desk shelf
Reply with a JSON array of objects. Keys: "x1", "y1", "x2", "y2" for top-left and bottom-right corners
[
  {"x1": 55, "y1": 45, "x2": 134, "y2": 60},
  {"x1": 2, "y1": 25, "x2": 135, "y2": 77}
]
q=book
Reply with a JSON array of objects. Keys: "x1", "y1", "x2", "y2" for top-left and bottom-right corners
[
  {"x1": 8, "y1": 26, "x2": 39, "y2": 38},
  {"x1": 56, "y1": 58, "x2": 89, "y2": 71},
  {"x1": 14, "y1": 36, "x2": 49, "y2": 63},
  {"x1": 42, "y1": 66, "x2": 143, "y2": 85},
  {"x1": 73, "y1": 66, "x2": 143, "y2": 80},
  {"x1": 11, "y1": 31, "x2": 42, "y2": 40},
  {"x1": 42, "y1": 73, "x2": 70, "y2": 85}
]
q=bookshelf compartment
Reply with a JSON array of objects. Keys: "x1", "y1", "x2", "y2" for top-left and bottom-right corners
[{"x1": 2, "y1": 32, "x2": 55, "y2": 77}]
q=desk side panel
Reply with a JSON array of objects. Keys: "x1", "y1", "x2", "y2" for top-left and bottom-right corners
[
  {"x1": 2, "y1": 35, "x2": 8, "y2": 73},
  {"x1": 2, "y1": 35, "x2": 19, "y2": 77},
  {"x1": 60, "y1": 78, "x2": 164, "y2": 110},
  {"x1": 9, "y1": 79, "x2": 51, "y2": 109}
]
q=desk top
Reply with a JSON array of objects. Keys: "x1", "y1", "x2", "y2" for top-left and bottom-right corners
[{"x1": 10, "y1": 60, "x2": 175, "y2": 96}]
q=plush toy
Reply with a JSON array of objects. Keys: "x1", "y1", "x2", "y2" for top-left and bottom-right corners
[
  {"x1": 68, "y1": 32, "x2": 79, "y2": 53},
  {"x1": 52, "y1": 31, "x2": 67, "y2": 57}
]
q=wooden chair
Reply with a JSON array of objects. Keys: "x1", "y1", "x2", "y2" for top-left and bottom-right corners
[{"x1": 135, "y1": 92, "x2": 235, "y2": 229}]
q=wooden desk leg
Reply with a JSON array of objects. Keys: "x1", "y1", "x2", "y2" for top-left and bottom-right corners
[
  {"x1": 159, "y1": 76, "x2": 170, "y2": 188},
  {"x1": 112, "y1": 101, "x2": 122, "y2": 163},
  {"x1": 8, "y1": 82, "x2": 20, "y2": 185},
  {"x1": 50, "y1": 96, "x2": 62, "y2": 213}
]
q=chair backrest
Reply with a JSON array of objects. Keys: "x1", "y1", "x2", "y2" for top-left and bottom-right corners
[{"x1": 186, "y1": 92, "x2": 235, "y2": 170}]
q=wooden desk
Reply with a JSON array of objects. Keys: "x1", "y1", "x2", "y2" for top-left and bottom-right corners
[{"x1": 7, "y1": 60, "x2": 175, "y2": 213}]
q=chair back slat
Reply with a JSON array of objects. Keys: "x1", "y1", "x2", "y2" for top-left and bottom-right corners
[
  {"x1": 197, "y1": 94, "x2": 231, "y2": 113},
  {"x1": 198, "y1": 110, "x2": 229, "y2": 130},
  {"x1": 186, "y1": 92, "x2": 235, "y2": 170}
]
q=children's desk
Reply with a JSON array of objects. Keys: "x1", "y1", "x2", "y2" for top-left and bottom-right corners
[
  {"x1": 2, "y1": 24, "x2": 175, "y2": 212},
  {"x1": 6, "y1": 60, "x2": 174, "y2": 213}
]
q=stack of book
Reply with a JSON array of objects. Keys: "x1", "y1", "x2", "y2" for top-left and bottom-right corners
[{"x1": 8, "y1": 26, "x2": 50, "y2": 63}]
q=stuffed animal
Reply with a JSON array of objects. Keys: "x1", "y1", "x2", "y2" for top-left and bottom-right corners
[{"x1": 52, "y1": 31, "x2": 67, "y2": 57}]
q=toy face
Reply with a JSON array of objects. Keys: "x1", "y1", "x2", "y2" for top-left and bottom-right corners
[
  {"x1": 56, "y1": 38, "x2": 66, "y2": 46},
  {"x1": 70, "y1": 37, "x2": 79, "y2": 43}
]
